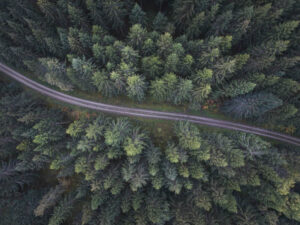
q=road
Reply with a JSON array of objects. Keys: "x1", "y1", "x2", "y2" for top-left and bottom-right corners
[{"x1": 1, "y1": 62, "x2": 300, "y2": 146}]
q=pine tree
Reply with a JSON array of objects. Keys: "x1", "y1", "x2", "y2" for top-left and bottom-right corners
[
  {"x1": 102, "y1": 0, "x2": 128, "y2": 32},
  {"x1": 110, "y1": 71, "x2": 126, "y2": 95},
  {"x1": 92, "y1": 70, "x2": 116, "y2": 97},
  {"x1": 175, "y1": 121, "x2": 201, "y2": 150},
  {"x1": 186, "y1": 12, "x2": 205, "y2": 39},
  {"x1": 68, "y1": 28, "x2": 86, "y2": 56},
  {"x1": 223, "y1": 92, "x2": 283, "y2": 119},
  {"x1": 153, "y1": 12, "x2": 168, "y2": 33},
  {"x1": 121, "y1": 46, "x2": 140, "y2": 65},
  {"x1": 220, "y1": 80, "x2": 256, "y2": 98},
  {"x1": 126, "y1": 75, "x2": 147, "y2": 102},
  {"x1": 142, "y1": 55, "x2": 163, "y2": 79},
  {"x1": 37, "y1": 0, "x2": 66, "y2": 25},
  {"x1": 67, "y1": 57, "x2": 96, "y2": 91},
  {"x1": 128, "y1": 24, "x2": 147, "y2": 50},
  {"x1": 165, "y1": 53, "x2": 179, "y2": 73},
  {"x1": 85, "y1": 0, "x2": 106, "y2": 27},
  {"x1": 157, "y1": 33, "x2": 173, "y2": 58},
  {"x1": 104, "y1": 118, "x2": 130, "y2": 148},
  {"x1": 92, "y1": 43, "x2": 106, "y2": 65},
  {"x1": 129, "y1": 4, "x2": 147, "y2": 27},
  {"x1": 172, "y1": 0, "x2": 200, "y2": 30},
  {"x1": 150, "y1": 79, "x2": 168, "y2": 102},
  {"x1": 179, "y1": 54, "x2": 194, "y2": 76},
  {"x1": 39, "y1": 58, "x2": 73, "y2": 91},
  {"x1": 68, "y1": 3, "x2": 88, "y2": 28},
  {"x1": 162, "y1": 72, "x2": 178, "y2": 102},
  {"x1": 48, "y1": 194, "x2": 75, "y2": 225},
  {"x1": 192, "y1": 83, "x2": 212, "y2": 103},
  {"x1": 229, "y1": 6, "x2": 254, "y2": 45},
  {"x1": 123, "y1": 128, "x2": 147, "y2": 156}
]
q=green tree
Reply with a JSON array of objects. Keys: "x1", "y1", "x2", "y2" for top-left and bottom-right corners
[
  {"x1": 157, "y1": 33, "x2": 173, "y2": 58},
  {"x1": 146, "y1": 191, "x2": 171, "y2": 224},
  {"x1": 126, "y1": 75, "x2": 147, "y2": 101},
  {"x1": 228, "y1": 6, "x2": 254, "y2": 45},
  {"x1": 172, "y1": 0, "x2": 200, "y2": 29},
  {"x1": 179, "y1": 54, "x2": 194, "y2": 76},
  {"x1": 129, "y1": 4, "x2": 147, "y2": 27},
  {"x1": 165, "y1": 53, "x2": 179, "y2": 73},
  {"x1": 223, "y1": 92, "x2": 283, "y2": 119},
  {"x1": 141, "y1": 55, "x2": 163, "y2": 79},
  {"x1": 68, "y1": 28, "x2": 88, "y2": 56},
  {"x1": 270, "y1": 78, "x2": 300, "y2": 100},
  {"x1": 102, "y1": 0, "x2": 128, "y2": 32},
  {"x1": 174, "y1": 79, "x2": 193, "y2": 105},
  {"x1": 85, "y1": 0, "x2": 106, "y2": 27},
  {"x1": 110, "y1": 71, "x2": 126, "y2": 95},
  {"x1": 209, "y1": 9, "x2": 233, "y2": 36},
  {"x1": 38, "y1": 58, "x2": 73, "y2": 91},
  {"x1": 121, "y1": 46, "x2": 140, "y2": 65},
  {"x1": 186, "y1": 12, "x2": 205, "y2": 39},
  {"x1": 193, "y1": 83, "x2": 212, "y2": 104},
  {"x1": 37, "y1": 0, "x2": 66, "y2": 25},
  {"x1": 142, "y1": 38, "x2": 156, "y2": 56},
  {"x1": 220, "y1": 80, "x2": 256, "y2": 98},
  {"x1": 92, "y1": 43, "x2": 106, "y2": 65},
  {"x1": 165, "y1": 143, "x2": 188, "y2": 164},
  {"x1": 48, "y1": 194, "x2": 75, "y2": 225},
  {"x1": 153, "y1": 12, "x2": 168, "y2": 33},
  {"x1": 92, "y1": 70, "x2": 116, "y2": 97},
  {"x1": 192, "y1": 68, "x2": 213, "y2": 84},
  {"x1": 271, "y1": 20, "x2": 300, "y2": 41},
  {"x1": 128, "y1": 24, "x2": 147, "y2": 50},
  {"x1": 104, "y1": 118, "x2": 130, "y2": 148},
  {"x1": 68, "y1": 3, "x2": 88, "y2": 28},
  {"x1": 162, "y1": 72, "x2": 178, "y2": 102},
  {"x1": 67, "y1": 57, "x2": 95, "y2": 91},
  {"x1": 212, "y1": 58, "x2": 236, "y2": 84},
  {"x1": 123, "y1": 128, "x2": 147, "y2": 156},
  {"x1": 175, "y1": 121, "x2": 201, "y2": 150},
  {"x1": 150, "y1": 79, "x2": 168, "y2": 102}
]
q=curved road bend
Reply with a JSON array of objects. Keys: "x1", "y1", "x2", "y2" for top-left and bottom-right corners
[{"x1": 1, "y1": 62, "x2": 300, "y2": 146}]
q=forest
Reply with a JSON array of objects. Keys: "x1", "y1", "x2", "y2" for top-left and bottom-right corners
[
  {"x1": 0, "y1": 0, "x2": 300, "y2": 134},
  {"x1": 1, "y1": 79, "x2": 300, "y2": 225},
  {"x1": 0, "y1": 0, "x2": 300, "y2": 224}
]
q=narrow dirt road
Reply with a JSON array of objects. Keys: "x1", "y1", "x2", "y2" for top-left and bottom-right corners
[{"x1": 1, "y1": 62, "x2": 300, "y2": 146}]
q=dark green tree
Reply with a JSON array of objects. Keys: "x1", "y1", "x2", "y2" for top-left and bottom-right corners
[
  {"x1": 223, "y1": 92, "x2": 283, "y2": 119},
  {"x1": 129, "y1": 3, "x2": 147, "y2": 27}
]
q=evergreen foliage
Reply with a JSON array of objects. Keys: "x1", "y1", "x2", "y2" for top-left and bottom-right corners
[
  {"x1": 1, "y1": 0, "x2": 299, "y2": 132},
  {"x1": 1, "y1": 1, "x2": 300, "y2": 224},
  {"x1": 1, "y1": 80, "x2": 300, "y2": 225}
]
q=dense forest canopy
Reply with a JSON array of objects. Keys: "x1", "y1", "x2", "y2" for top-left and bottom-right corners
[
  {"x1": 1, "y1": 79, "x2": 300, "y2": 225},
  {"x1": 0, "y1": 0, "x2": 300, "y2": 134},
  {"x1": 1, "y1": 0, "x2": 300, "y2": 225}
]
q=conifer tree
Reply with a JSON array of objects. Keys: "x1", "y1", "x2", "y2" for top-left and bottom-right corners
[
  {"x1": 223, "y1": 92, "x2": 283, "y2": 119},
  {"x1": 126, "y1": 75, "x2": 147, "y2": 102},
  {"x1": 153, "y1": 12, "x2": 168, "y2": 33},
  {"x1": 130, "y1": 3, "x2": 147, "y2": 27}
]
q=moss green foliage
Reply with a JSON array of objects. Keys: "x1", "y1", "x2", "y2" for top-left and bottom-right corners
[
  {"x1": 1, "y1": 0, "x2": 300, "y2": 134},
  {"x1": 0, "y1": 0, "x2": 300, "y2": 224},
  {"x1": 1, "y1": 81, "x2": 300, "y2": 225}
]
